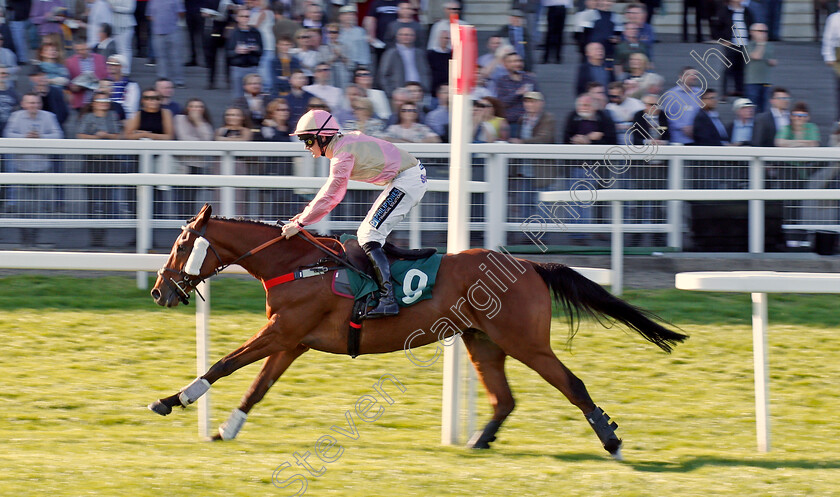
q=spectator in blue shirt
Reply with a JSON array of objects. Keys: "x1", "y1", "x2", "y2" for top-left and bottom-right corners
[
  {"x1": 727, "y1": 97, "x2": 756, "y2": 146},
  {"x1": 285, "y1": 69, "x2": 315, "y2": 130},
  {"x1": 496, "y1": 52, "x2": 539, "y2": 124},
  {"x1": 663, "y1": 66, "x2": 704, "y2": 144},
  {"x1": 148, "y1": 0, "x2": 186, "y2": 88},
  {"x1": 0, "y1": 65, "x2": 18, "y2": 136},
  {"x1": 424, "y1": 84, "x2": 449, "y2": 140}
]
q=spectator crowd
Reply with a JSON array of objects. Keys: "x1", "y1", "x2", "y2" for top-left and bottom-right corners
[{"x1": 0, "y1": 0, "x2": 839, "y2": 154}]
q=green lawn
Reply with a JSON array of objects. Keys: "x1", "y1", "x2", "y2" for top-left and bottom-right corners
[{"x1": 1, "y1": 275, "x2": 838, "y2": 496}]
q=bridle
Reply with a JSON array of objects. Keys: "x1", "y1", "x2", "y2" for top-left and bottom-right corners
[{"x1": 157, "y1": 224, "x2": 226, "y2": 306}]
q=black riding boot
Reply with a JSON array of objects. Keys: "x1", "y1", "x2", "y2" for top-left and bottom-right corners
[{"x1": 363, "y1": 241, "x2": 399, "y2": 318}]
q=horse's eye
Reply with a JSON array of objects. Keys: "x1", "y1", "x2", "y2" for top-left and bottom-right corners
[{"x1": 177, "y1": 244, "x2": 188, "y2": 254}]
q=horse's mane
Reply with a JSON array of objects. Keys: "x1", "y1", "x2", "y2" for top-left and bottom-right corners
[
  {"x1": 209, "y1": 216, "x2": 283, "y2": 230},
  {"x1": 188, "y1": 215, "x2": 337, "y2": 239}
]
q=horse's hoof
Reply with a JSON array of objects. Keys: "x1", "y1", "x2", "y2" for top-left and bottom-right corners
[
  {"x1": 467, "y1": 432, "x2": 496, "y2": 449},
  {"x1": 607, "y1": 440, "x2": 624, "y2": 461},
  {"x1": 209, "y1": 433, "x2": 224, "y2": 442},
  {"x1": 148, "y1": 400, "x2": 172, "y2": 416}
]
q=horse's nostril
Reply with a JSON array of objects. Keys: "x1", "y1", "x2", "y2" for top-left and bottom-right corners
[{"x1": 151, "y1": 289, "x2": 161, "y2": 300}]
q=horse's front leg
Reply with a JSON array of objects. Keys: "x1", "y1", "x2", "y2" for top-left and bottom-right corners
[
  {"x1": 149, "y1": 314, "x2": 291, "y2": 416},
  {"x1": 211, "y1": 343, "x2": 310, "y2": 441}
]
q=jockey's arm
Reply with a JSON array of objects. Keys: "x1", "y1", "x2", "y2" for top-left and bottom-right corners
[{"x1": 293, "y1": 152, "x2": 355, "y2": 227}]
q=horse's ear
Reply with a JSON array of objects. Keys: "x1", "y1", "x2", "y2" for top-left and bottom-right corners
[{"x1": 196, "y1": 204, "x2": 212, "y2": 226}]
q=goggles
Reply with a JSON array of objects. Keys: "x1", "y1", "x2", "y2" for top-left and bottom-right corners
[{"x1": 298, "y1": 134, "x2": 317, "y2": 148}]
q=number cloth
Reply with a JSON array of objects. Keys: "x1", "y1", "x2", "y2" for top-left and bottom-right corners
[{"x1": 334, "y1": 236, "x2": 442, "y2": 307}]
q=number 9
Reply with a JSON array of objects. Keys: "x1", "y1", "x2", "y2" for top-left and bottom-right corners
[{"x1": 401, "y1": 269, "x2": 428, "y2": 305}]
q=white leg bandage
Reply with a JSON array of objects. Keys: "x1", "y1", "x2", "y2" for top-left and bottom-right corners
[
  {"x1": 178, "y1": 378, "x2": 211, "y2": 406},
  {"x1": 218, "y1": 408, "x2": 248, "y2": 440}
]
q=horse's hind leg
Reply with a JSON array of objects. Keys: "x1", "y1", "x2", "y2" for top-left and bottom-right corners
[
  {"x1": 508, "y1": 347, "x2": 622, "y2": 459},
  {"x1": 212, "y1": 344, "x2": 309, "y2": 441},
  {"x1": 462, "y1": 331, "x2": 515, "y2": 449}
]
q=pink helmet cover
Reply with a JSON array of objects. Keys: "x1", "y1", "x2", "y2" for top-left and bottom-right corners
[{"x1": 292, "y1": 109, "x2": 340, "y2": 136}]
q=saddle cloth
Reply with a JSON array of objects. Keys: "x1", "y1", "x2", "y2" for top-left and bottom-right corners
[{"x1": 332, "y1": 235, "x2": 443, "y2": 307}]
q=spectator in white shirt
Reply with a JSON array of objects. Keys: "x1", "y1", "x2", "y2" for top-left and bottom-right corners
[
  {"x1": 605, "y1": 80, "x2": 644, "y2": 143},
  {"x1": 86, "y1": 0, "x2": 114, "y2": 49},
  {"x1": 303, "y1": 62, "x2": 345, "y2": 111},
  {"x1": 427, "y1": 1, "x2": 462, "y2": 50},
  {"x1": 353, "y1": 66, "x2": 391, "y2": 119}
]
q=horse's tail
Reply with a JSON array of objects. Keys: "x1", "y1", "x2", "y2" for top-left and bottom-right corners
[{"x1": 530, "y1": 262, "x2": 688, "y2": 353}]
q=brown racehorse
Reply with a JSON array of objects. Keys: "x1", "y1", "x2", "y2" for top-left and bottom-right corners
[{"x1": 148, "y1": 204, "x2": 687, "y2": 459}]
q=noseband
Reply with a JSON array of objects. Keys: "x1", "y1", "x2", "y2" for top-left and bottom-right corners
[{"x1": 158, "y1": 225, "x2": 224, "y2": 306}]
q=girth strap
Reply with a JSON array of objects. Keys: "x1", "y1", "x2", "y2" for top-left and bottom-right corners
[
  {"x1": 348, "y1": 299, "x2": 368, "y2": 358},
  {"x1": 263, "y1": 266, "x2": 333, "y2": 291}
]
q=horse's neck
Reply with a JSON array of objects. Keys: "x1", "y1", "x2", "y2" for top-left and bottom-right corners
[{"x1": 208, "y1": 220, "x2": 311, "y2": 279}]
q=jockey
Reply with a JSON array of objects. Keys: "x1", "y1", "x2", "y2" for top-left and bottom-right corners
[{"x1": 281, "y1": 109, "x2": 428, "y2": 318}]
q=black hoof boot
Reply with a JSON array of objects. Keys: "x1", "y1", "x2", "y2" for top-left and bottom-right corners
[
  {"x1": 148, "y1": 399, "x2": 173, "y2": 416},
  {"x1": 467, "y1": 420, "x2": 502, "y2": 449},
  {"x1": 585, "y1": 406, "x2": 623, "y2": 459}
]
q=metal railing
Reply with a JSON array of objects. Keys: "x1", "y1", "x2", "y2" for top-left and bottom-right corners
[{"x1": 2, "y1": 140, "x2": 839, "y2": 292}]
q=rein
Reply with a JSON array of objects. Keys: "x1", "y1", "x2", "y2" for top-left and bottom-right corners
[
  {"x1": 159, "y1": 222, "x2": 369, "y2": 305},
  {"x1": 278, "y1": 221, "x2": 371, "y2": 280}
]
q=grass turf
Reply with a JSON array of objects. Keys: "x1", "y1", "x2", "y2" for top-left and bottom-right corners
[{"x1": 1, "y1": 275, "x2": 838, "y2": 496}]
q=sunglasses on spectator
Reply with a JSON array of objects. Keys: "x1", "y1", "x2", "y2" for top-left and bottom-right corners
[
  {"x1": 608, "y1": 94, "x2": 621, "y2": 99},
  {"x1": 400, "y1": 108, "x2": 418, "y2": 113},
  {"x1": 474, "y1": 102, "x2": 490, "y2": 108},
  {"x1": 328, "y1": 30, "x2": 339, "y2": 34},
  {"x1": 143, "y1": 95, "x2": 161, "y2": 100},
  {"x1": 309, "y1": 104, "x2": 327, "y2": 109},
  {"x1": 316, "y1": 67, "x2": 331, "y2": 72},
  {"x1": 356, "y1": 72, "x2": 371, "y2": 77},
  {"x1": 791, "y1": 112, "x2": 809, "y2": 117}
]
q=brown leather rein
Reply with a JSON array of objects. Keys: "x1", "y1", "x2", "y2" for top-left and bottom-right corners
[{"x1": 159, "y1": 223, "x2": 366, "y2": 305}]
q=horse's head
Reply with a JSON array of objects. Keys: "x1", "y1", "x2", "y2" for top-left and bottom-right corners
[{"x1": 151, "y1": 204, "x2": 220, "y2": 307}]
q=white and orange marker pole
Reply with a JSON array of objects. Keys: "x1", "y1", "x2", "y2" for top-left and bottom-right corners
[{"x1": 442, "y1": 17, "x2": 477, "y2": 446}]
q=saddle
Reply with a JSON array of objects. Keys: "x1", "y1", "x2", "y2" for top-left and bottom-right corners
[{"x1": 341, "y1": 237, "x2": 438, "y2": 277}]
